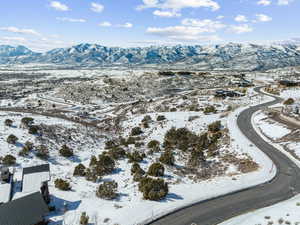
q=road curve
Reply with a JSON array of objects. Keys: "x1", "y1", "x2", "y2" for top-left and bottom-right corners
[{"x1": 148, "y1": 87, "x2": 300, "y2": 225}]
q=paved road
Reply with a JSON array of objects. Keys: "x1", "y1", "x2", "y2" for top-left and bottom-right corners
[{"x1": 148, "y1": 87, "x2": 300, "y2": 225}]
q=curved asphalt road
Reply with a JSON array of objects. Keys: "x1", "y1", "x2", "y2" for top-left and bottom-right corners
[{"x1": 148, "y1": 87, "x2": 300, "y2": 225}]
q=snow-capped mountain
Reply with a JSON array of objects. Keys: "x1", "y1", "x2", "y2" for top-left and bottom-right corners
[{"x1": 1, "y1": 42, "x2": 300, "y2": 70}]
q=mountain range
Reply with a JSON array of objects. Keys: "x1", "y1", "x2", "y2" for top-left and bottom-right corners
[{"x1": 1, "y1": 42, "x2": 300, "y2": 71}]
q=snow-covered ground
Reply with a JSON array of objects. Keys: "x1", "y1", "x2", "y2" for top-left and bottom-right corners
[
  {"x1": 280, "y1": 88, "x2": 300, "y2": 100},
  {"x1": 253, "y1": 112, "x2": 291, "y2": 140},
  {"x1": 0, "y1": 87, "x2": 278, "y2": 225},
  {"x1": 221, "y1": 194, "x2": 300, "y2": 225},
  {"x1": 221, "y1": 99, "x2": 300, "y2": 225}
]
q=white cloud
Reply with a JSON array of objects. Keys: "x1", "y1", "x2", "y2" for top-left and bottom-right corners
[
  {"x1": 235, "y1": 15, "x2": 248, "y2": 22},
  {"x1": 216, "y1": 15, "x2": 225, "y2": 20},
  {"x1": 117, "y1": 23, "x2": 133, "y2": 28},
  {"x1": 56, "y1": 17, "x2": 86, "y2": 23},
  {"x1": 0, "y1": 26, "x2": 41, "y2": 36},
  {"x1": 0, "y1": 36, "x2": 27, "y2": 42},
  {"x1": 255, "y1": 14, "x2": 272, "y2": 22},
  {"x1": 49, "y1": 1, "x2": 69, "y2": 11},
  {"x1": 278, "y1": 0, "x2": 294, "y2": 5},
  {"x1": 91, "y1": 2, "x2": 104, "y2": 13},
  {"x1": 138, "y1": 0, "x2": 220, "y2": 11},
  {"x1": 229, "y1": 24, "x2": 253, "y2": 34},
  {"x1": 181, "y1": 18, "x2": 226, "y2": 31},
  {"x1": 146, "y1": 26, "x2": 221, "y2": 41},
  {"x1": 257, "y1": 0, "x2": 272, "y2": 5},
  {"x1": 146, "y1": 18, "x2": 225, "y2": 41},
  {"x1": 99, "y1": 22, "x2": 112, "y2": 27},
  {"x1": 153, "y1": 10, "x2": 181, "y2": 17}
]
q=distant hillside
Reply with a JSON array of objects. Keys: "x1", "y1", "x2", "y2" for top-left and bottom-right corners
[{"x1": 1, "y1": 42, "x2": 300, "y2": 71}]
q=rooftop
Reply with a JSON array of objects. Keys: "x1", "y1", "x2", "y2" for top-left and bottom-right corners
[
  {"x1": 0, "y1": 192, "x2": 49, "y2": 225},
  {"x1": 22, "y1": 164, "x2": 50, "y2": 194}
]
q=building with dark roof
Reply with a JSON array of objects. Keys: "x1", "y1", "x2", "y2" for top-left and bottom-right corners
[{"x1": 0, "y1": 192, "x2": 49, "y2": 225}]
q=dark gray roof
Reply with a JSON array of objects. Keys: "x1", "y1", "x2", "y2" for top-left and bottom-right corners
[
  {"x1": 23, "y1": 164, "x2": 50, "y2": 175},
  {"x1": 0, "y1": 192, "x2": 49, "y2": 225}
]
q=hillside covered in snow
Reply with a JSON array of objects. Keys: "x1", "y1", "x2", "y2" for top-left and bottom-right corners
[{"x1": 1, "y1": 43, "x2": 300, "y2": 71}]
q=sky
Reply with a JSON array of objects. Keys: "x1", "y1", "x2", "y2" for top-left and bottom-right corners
[{"x1": 0, "y1": 0, "x2": 299, "y2": 52}]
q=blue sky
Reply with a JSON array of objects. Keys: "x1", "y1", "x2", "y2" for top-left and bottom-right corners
[{"x1": 0, "y1": 0, "x2": 299, "y2": 51}]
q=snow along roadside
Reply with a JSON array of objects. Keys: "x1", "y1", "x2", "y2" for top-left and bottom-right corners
[
  {"x1": 140, "y1": 95, "x2": 277, "y2": 225},
  {"x1": 219, "y1": 109, "x2": 300, "y2": 225}
]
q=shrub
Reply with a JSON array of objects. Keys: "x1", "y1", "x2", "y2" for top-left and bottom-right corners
[
  {"x1": 4, "y1": 119, "x2": 13, "y2": 127},
  {"x1": 24, "y1": 141, "x2": 34, "y2": 150},
  {"x1": 131, "y1": 163, "x2": 145, "y2": 175},
  {"x1": 157, "y1": 115, "x2": 166, "y2": 121},
  {"x1": 135, "y1": 141, "x2": 145, "y2": 148},
  {"x1": 89, "y1": 155, "x2": 98, "y2": 167},
  {"x1": 208, "y1": 121, "x2": 222, "y2": 133},
  {"x1": 125, "y1": 136, "x2": 142, "y2": 146},
  {"x1": 19, "y1": 147, "x2": 30, "y2": 157},
  {"x1": 188, "y1": 105, "x2": 200, "y2": 112},
  {"x1": 131, "y1": 127, "x2": 143, "y2": 136},
  {"x1": 204, "y1": 105, "x2": 216, "y2": 114},
  {"x1": 138, "y1": 177, "x2": 168, "y2": 200},
  {"x1": 85, "y1": 168, "x2": 98, "y2": 182},
  {"x1": 96, "y1": 181, "x2": 118, "y2": 200},
  {"x1": 207, "y1": 143, "x2": 219, "y2": 157},
  {"x1": 2, "y1": 155, "x2": 16, "y2": 165},
  {"x1": 164, "y1": 127, "x2": 202, "y2": 151},
  {"x1": 159, "y1": 151, "x2": 175, "y2": 165},
  {"x1": 284, "y1": 98, "x2": 295, "y2": 105},
  {"x1": 107, "y1": 147, "x2": 126, "y2": 160},
  {"x1": 105, "y1": 139, "x2": 118, "y2": 149},
  {"x1": 147, "y1": 140, "x2": 160, "y2": 149},
  {"x1": 19, "y1": 141, "x2": 34, "y2": 156},
  {"x1": 95, "y1": 154, "x2": 116, "y2": 176},
  {"x1": 141, "y1": 115, "x2": 152, "y2": 123},
  {"x1": 59, "y1": 144, "x2": 74, "y2": 158},
  {"x1": 54, "y1": 178, "x2": 71, "y2": 191},
  {"x1": 127, "y1": 151, "x2": 145, "y2": 163},
  {"x1": 210, "y1": 131, "x2": 222, "y2": 143},
  {"x1": 73, "y1": 164, "x2": 86, "y2": 176},
  {"x1": 142, "y1": 121, "x2": 149, "y2": 129},
  {"x1": 36, "y1": 145, "x2": 49, "y2": 159},
  {"x1": 148, "y1": 163, "x2": 165, "y2": 177},
  {"x1": 133, "y1": 167, "x2": 146, "y2": 182},
  {"x1": 80, "y1": 212, "x2": 89, "y2": 225},
  {"x1": 21, "y1": 117, "x2": 34, "y2": 128},
  {"x1": 28, "y1": 125, "x2": 39, "y2": 135},
  {"x1": 187, "y1": 149, "x2": 205, "y2": 168},
  {"x1": 7, "y1": 134, "x2": 18, "y2": 144}
]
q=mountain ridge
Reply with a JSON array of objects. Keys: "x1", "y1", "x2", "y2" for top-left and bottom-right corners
[{"x1": 1, "y1": 42, "x2": 300, "y2": 71}]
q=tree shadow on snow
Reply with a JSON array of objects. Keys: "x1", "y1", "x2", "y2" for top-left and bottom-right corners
[{"x1": 161, "y1": 193, "x2": 184, "y2": 202}]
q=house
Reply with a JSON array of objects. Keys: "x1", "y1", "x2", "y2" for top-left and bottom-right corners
[
  {"x1": 278, "y1": 80, "x2": 300, "y2": 87},
  {"x1": 214, "y1": 90, "x2": 244, "y2": 98},
  {"x1": 0, "y1": 166, "x2": 13, "y2": 204},
  {"x1": 0, "y1": 192, "x2": 49, "y2": 225},
  {"x1": 21, "y1": 164, "x2": 50, "y2": 203}
]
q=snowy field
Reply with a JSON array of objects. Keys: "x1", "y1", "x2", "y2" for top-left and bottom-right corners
[
  {"x1": 220, "y1": 194, "x2": 300, "y2": 225},
  {"x1": 222, "y1": 101, "x2": 300, "y2": 225},
  {"x1": 253, "y1": 112, "x2": 291, "y2": 140},
  {"x1": 0, "y1": 87, "x2": 279, "y2": 225},
  {"x1": 60, "y1": 107, "x2": 276, "y2": 225},
  {"x1": 280, "y1": 88, "x2": 300, "y2": 100}
]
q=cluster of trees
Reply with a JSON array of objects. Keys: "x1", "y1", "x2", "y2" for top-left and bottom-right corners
[
  {"x1": 73, "y1": 153, "x2": 116, "y2": 183},
  {"x1": 54, "y1": 178, "x2": 71, "y2": 191},
  {"x1": 138, "y1": 177, "x2": 168, "y2": 200},
  {"x1": 284, "y1": 98, "x2": 295, "y2": 105},
  {"x1": 0, "y1": 155, "x2": 16, "y2": 165}
]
